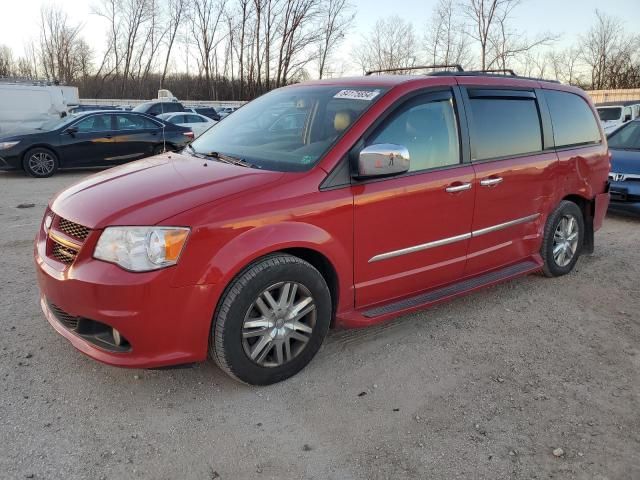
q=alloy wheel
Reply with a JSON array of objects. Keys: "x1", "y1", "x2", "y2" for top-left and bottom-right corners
[
  {"x1": 241, "y1": 281, "x2": 316, "y2": 368},
  {"x1": 28, "y1": 152, "x2": 55, "y2": 176},
  {"x1": 552, "y1": 214, "x2": 579, "y2": 267}
]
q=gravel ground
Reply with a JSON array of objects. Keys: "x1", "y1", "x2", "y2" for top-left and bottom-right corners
[{"x1": 1, "y1": 169, "x2": 639, "y2": 480}]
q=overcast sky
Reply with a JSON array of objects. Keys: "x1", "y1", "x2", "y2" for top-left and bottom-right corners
[{"x1": 1, "y1": 0, "x2": 638, "y2": 75}]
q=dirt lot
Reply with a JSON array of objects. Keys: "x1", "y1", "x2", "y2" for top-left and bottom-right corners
[{"x1": 0, "y1": 169, "x2": 639, "y2": 480}]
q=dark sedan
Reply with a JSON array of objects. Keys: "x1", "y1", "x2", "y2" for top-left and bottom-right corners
[
  {"x1": 608, "y1": 119, "x2": 640, "y2": 214},
  {"x1": 0, "y1": 111, "x2": 194, "y2": 177}
]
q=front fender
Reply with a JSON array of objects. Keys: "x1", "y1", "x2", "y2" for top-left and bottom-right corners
[{"x1": 173, "y1": 221, "x2": 354, "y2": 313}]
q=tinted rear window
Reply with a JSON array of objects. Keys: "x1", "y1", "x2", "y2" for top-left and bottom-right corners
[
  {"x1": 545, "y1": 90, "x2": 601, "y2": 148},
  {"x1": 469, "y1": 97, "x2": 542, "y2": 160}
]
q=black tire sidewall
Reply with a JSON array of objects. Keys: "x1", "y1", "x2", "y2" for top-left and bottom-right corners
[
  {"x1": 542, "y1": 201, "x2": 584, "y2": 277},
  {"x1": 215, "y1": 257, "x2": 331, "y2": 385},
  {"x1": 23, "y1": 148, "x2": 59, "y2": 178}
]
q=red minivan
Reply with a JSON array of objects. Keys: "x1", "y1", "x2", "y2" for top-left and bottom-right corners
[{"x1": 35, "y1": 69, "x2": 610, "y2": 385}]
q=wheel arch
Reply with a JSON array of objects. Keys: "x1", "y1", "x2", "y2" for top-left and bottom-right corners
[{"x1": 561, "y1": 193, "x2": 595, "y2": 254}]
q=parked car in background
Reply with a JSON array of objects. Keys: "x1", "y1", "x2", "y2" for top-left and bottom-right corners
[
  {"x1": 132, "y1": 101, "x2": 185, "y2": 116},
  {"x1": 157, "y1": 112, "x2": 216, "y2": 138},
  {"x1": 607, "y1": 118, "x2": 640, "y2": 214},
  {"x1": 0, "y1": 111, "x2": 193, "y2": 177},
  {"x1": 185, "y1": 106, "x2": 221, "y2": 121},
  {"x1": 596, "y1": 101, "x2": 640, "y2": 134},
  {"x1": 34, "y1": 68, "x2": 610, "y2": 385},
  {"x1": 0, "y1": 81, "x2": 71, "y2": 136},
  {"x1": 217, "y1": 106, "x2": 239, "y2": 118}
]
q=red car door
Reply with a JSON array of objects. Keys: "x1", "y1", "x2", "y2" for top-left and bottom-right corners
[
  {"x1": 461, "y1": 87, "x2": 559, "y2": 276},
  {"x1": 353, "y1": 90, "x2": 476, "y2": 308}
]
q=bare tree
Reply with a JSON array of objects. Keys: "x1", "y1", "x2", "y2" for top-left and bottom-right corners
[
  {"x1": 0, "y1": 46, "x2": 14, "y2": 77},
  {"x1": 424, "y1": 0, "x2": 471, "y2": 68},
  {"x1": 39, "y1": 4, "x2": 87, "y2": 82},
  {"x1": 580, "y1": 10, "x2": 640, "y2": 89},
  {"x1": 316, "y1": 0, "x2": 354, "y2": 78},
  {"x1": 354, "y1": 16, "x2": 418, "y2": 73},
  {"x1": 190, "y1": 0, "x2": 227, "y2": 98},
  {"x1": 161, "y1": 0, "x2": 186, "y2": 85}
]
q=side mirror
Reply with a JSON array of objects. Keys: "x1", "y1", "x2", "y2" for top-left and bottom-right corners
[
  {"x1": 355, "y1": 143, "x2": 410, "y2": 178},
  {"x1": 64, "y1": 127, "x2": 78, "y2": 135},
  {"x1": 624, "y1": 114, "x2": 632, "y2": 122}
]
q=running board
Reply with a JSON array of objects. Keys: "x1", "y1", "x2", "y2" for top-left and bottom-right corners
[{"x1": 363, "y1": 260, "x2": 540, "y2": 318}]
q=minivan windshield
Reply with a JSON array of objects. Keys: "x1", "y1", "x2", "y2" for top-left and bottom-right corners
[
  {"x1": 597, "y1": 107, "x2": 622, "y2": 121},
  {"x1": 189, "y1": 85, "x2": 387, "y2": 171}
]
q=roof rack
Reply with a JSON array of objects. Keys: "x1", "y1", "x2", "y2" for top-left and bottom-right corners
[
  {"x1": 426, "y1": 68, "x2": 560, "y2": 83},
  {"x1": 365, "y1": 64, "x2": 464, "y2": 76},
  {"x1": 364, "y1": 66, "x2": 559, "y2": 83}
]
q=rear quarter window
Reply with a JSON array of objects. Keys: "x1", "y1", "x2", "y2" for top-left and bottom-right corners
[{"x1": 545, "y1": 90, "x2": 601, "y2": 148}]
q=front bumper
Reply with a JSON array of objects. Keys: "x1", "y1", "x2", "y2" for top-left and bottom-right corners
[
  {"x1": 35, "y1": 226, "x2": 219, "y2": 368},
  {"x1": 608, "y1": 180, "x2": 640, "y2": 215},
  {"x1": 0, "y1": 150, "x2": 21, "y2": 170}
]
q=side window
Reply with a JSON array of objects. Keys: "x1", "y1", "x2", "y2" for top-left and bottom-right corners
[
  {"x1": 545, "y1": 90, "x2": 601, "y2": 148},
  {"x1": 187, "y1": 114, "x2": 204, "y2": 123},
  {"x1": 115, "y1": 115, "x2": 158, "y2": 130},
  {"x1": 367, "y1": 97, "x2": 460, "y2": 172},
  {"x1": 74, "y1": 114, "x2": 111, "y2": 132},
  {"x1": 468, "y1": 96, "x2": 542, "y2": 160}
]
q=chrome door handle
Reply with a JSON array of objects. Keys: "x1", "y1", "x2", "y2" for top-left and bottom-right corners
[
  {"x1": 445, "y1": 182, "x2": 472, "y2": 193},
  {"x1": 480, "y1": 177, "x2": 503, "y2": 187}
]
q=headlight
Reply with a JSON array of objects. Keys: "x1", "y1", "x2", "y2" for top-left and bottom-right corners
[
  {"x1": 0, "y1": 141, "x2": 19, "y2": 150},
  {"x1": 94, "y1": 226, "x2": 190, "y2": 271}
]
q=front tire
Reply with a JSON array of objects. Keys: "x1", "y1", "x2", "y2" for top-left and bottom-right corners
[
  {"x1": 211, "y1": 254, "x2": 331, "y2": 385},
  {"x1": 23, "y1": 148, "x2": 59, "y2": 178},
  {"x1": 541, "y1": 200, "x2": 584, "y2": 277}
]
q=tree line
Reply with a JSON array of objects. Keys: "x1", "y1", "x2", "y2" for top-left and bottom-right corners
[{"x1": 0, "y1": 0, "x2": 638, "y2": 101}]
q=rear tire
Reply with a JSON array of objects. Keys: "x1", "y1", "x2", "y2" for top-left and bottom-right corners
[
  {"x1": 210, "y1": 254, "x2": 332, "y2": 385},
  {"x1": 23, "y1": 148, "x2": 59, "y2": 178},
  {"x1": 541, "y1": 200, "x2": 584, "y2": 277}
]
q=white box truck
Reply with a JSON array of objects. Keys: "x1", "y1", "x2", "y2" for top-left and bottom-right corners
[{"x1": 0, "y1": 81, "x2": 78, "y2": 135}]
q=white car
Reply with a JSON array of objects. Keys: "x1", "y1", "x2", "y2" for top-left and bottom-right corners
[{"x1": 156, "y1": 112, "x2": 216, "y2": 138}]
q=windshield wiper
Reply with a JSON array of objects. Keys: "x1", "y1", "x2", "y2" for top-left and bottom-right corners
[
  {"x1": 202, "y1": 151, "x2": 254, "y2": 168},
  {"x1": 185, "y1": 145, "x2": 255, "y2": 168}
]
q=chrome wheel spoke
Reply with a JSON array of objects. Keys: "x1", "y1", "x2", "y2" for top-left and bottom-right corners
[
  {"x1": 250, "y1": 335, "x2": 272, "y2": 361},
  {"x1": 289, "y1": 331, "x2": 310, "y2": 344},
  {"x1": 242, "y1": 327, "x2": 269, "y2": 339},
  {"x1": 274, "y1": 341, "x2": 284, "y2": 365},
  {"x1": 292, "y1": 320, "x2": 312, "y2": 334},
  {"x1": 244, "y1": 317, "x2": 270, "y2": 329}
]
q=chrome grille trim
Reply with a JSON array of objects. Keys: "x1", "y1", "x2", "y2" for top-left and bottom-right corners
[{"x1": 58, "y1": 217, "x2": 90, "y2": 241}]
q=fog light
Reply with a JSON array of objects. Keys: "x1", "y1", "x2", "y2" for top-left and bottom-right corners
[{"x1": 112, "y1": 328, "x2": 122, "y2": 346}]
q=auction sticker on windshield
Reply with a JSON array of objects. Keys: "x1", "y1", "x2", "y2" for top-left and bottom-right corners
[{"x1": 334, "y1": 89, "x2": 381, "y2": 101}]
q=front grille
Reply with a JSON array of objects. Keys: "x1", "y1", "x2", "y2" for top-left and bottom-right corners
[
  {"x1": 48, "y1": 302, "x2": 79, "y2": 330},
  {"x1": 51, "y1": 241, "x2": 78, "y2": 264},
  {"x1": 58, "y1": 217, "x2": 90, "y2": 241}
]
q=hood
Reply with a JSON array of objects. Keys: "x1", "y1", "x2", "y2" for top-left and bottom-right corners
[
  {"x1": 0, "y1": 128, "x2": 47, "y2": 140},
  {"x1": 610, "y1": 149, "x2": 640, "y2": 175},
  {"x1": 50, "y1": 153, "x2": 284, "y2": 229}
]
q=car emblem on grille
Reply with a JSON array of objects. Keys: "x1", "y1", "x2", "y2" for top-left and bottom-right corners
[{"x1": 610, "y1": 173, "x2": 626, "y2": 181}]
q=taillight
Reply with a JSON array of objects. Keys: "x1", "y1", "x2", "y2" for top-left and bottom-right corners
[{"x1": 183, "y1": 131, "x2": 194, "y2": 139}]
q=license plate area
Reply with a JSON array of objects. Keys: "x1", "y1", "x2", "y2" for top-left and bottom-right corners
[{"x1": 609, "y1": 188, "x2": 628, "y2": 201}]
